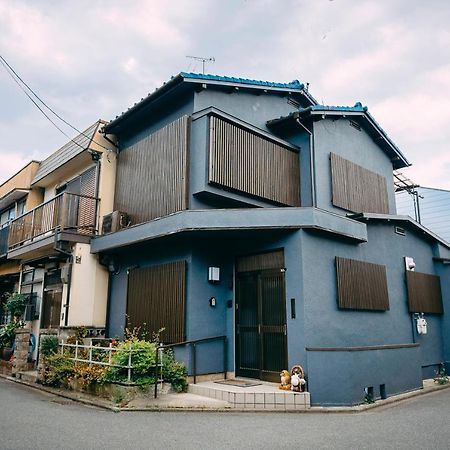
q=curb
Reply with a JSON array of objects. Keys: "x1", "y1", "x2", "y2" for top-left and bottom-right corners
[{"x1": 2, "y1": 373, "x2": 449, "y2": 413}]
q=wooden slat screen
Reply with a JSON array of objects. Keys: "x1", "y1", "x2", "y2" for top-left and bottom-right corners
[
  {"x1": 406, "y1": 271, "x2": 443, "y2": 314},
  {"x1": 127, "y1": 261, "x2": 186, "y2": 343},
  {"x1": 209, "y1": 116, "x2": 300, "y2": 206},
  {"x1": 114, "y1": 116, "x2": 189, "y2": 225},
  {"x1": 236, "y1": 250, "x2": 284, "y2": 273},
  {"x1": 336, "y1": 257, "x2": 389, "y2": 311},
  {"x1": 330, "y1": 153, "x2": 389, "y2": 214}
]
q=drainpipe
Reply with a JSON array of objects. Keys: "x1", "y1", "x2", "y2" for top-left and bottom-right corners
[
  {"x1": 53, "y1": 231, "x2": 73, "y2": 327},
  {"x1": 296, "y1": 118, "x2": 317, "y2": 207}
]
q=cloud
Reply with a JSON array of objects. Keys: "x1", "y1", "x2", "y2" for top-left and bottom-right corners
[{"x1": 0, "y1": 0, "x2": 449, "y2": 190}]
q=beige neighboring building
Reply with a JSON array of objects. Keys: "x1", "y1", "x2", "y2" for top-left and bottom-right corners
[
  {"x1": 0, "y1": 161, "x2": 43, "y2": 323},
  {"x1": 3, "y1": 120, "x2": 117, "y2": 358}
]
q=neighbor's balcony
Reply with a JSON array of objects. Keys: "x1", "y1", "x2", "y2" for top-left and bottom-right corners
[
  {"x1": 0, "y1": 223, "x2": 9, "y2": 257},
  {"x1": 8, "y1": 192, "x2": 99, "y2": 251}
]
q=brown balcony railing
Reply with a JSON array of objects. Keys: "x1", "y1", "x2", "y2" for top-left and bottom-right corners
[{"x1": 8, "y1": 192, "x2": 99, "y2": 249}]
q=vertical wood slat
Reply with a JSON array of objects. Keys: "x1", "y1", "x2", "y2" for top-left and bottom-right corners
[
  {"x1": 330, "y1": 153, "x2": 389, "y2": 214},
  {"x1": 78, "y1": 166, "x2": 97, "y2": 232},
  {"x1": 236, "y1": 250, "x2": 285, "y2": 273},
  {"x1": 126, "y1": 261, "x2": 186, "y2": 343},
  {"x1": 114, "y1": 116, "x2": 189, "y2": 225},
  {"x1": 406, "y1": 271, "x2": 443, "y2": 314},
  {"x1": 336, "y1": 256, "x2": 390, "y2": 311},
  {"x1": 209, "y1": 116, "x2": 300, "y2": 206}
]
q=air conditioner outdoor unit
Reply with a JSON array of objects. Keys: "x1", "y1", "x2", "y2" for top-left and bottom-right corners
[{"x1": 102, "y1": 211, "x2": 129, "y2": 234}]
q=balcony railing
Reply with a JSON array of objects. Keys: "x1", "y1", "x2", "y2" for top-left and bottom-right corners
[
  {"x1": 8, "y1": 192, "x2": 99, "y2": 250},
  {"x1": 0, "y1": 224, "x2": 9, "y2": 257}
]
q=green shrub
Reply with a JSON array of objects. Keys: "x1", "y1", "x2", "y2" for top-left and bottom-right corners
[
  {"x1": 4, "y1": 292, "x2": 28, "y2": 319},
  {"x1": 40, "y1": 335, "x2": 59, "y2": 357},
  {"x1": 162, "y1": 350, "x2": 188, "y2": 393},
  {"x1": 104, "y1": 339, "x2": 157, "y2": 385},
  {"x1": 73, "y1": 363, "x2": 108, "y2": 388},
  {"x1": 42, "y1": 354, "x2": 75, "y2": 387},
  {"x1": 0, "y1": 321, "x2": 24, "y2": 349}
]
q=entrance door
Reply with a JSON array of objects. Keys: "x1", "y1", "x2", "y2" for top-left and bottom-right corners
[
  {"x1": 235, "y1": 268, "x2": 287, "y2": 382},
  {"x1": 41, "y1": 289, "x2": 62, "y2": 328}
]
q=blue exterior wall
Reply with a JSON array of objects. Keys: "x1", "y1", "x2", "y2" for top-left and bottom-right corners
[
  {"x1": 119, "y1": 91, "x2": 194, "y2": 149},
  {"x1": 194, "y1": 90, "x2": 297, "y2": 132},
  {"x1": 313, "y1": 119, "x2": 397, "y2": 215},
  {"x1": 298, "y1": 221, "x2": 448, "y2": 405}
]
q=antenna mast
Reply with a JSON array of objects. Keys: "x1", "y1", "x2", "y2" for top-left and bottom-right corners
[{"x1": 186, "y1": 56, "x2": 215, "y2": 74}]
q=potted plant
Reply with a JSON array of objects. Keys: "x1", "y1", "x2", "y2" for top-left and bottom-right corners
[
  {"x1": 4, "y1": 292, "x2": 28, "y2": 320},
  {"x1": 0, "y1": 293, "x2": 28, "y2": 360}
]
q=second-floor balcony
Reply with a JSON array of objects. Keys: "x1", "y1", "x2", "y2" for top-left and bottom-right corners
[
  {"x1": 0, "y1": 223, "x2": 9, "y2": 258},
  {"x1": 7, "y1": 192, "x2": 99, "y2": 253}
]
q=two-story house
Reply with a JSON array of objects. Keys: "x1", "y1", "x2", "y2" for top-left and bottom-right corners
[
  {"x1": 4, "y1": 121, "x2": 117, "y2": 360},
  {"x1": 90, "y1": 73, "x2": 450, "y2": 406},
  {"x1": 0, "y1": 161, "x2": 42, "y2": 323}
]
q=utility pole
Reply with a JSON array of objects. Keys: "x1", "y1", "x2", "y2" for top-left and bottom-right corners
[{"x1": 186, "y1": 56, "x2": 215, "y2": 74}]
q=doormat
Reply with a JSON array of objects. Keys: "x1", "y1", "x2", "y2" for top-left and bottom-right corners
[{"x1": 214, "y1": 379, "x2": 262, "y2": 388}]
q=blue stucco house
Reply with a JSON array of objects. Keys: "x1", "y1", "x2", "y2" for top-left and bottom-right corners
[{"x1": 92, "y1": 73, "x2": 450, "y2": 406}]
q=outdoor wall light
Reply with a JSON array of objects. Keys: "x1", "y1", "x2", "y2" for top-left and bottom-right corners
[
  {"x1": 208, "y1": 266, "x2": 220, "y2": 283},
  {"x1": 404, "y1": 256, "x2": 416, "y2": 271},
  {"x1": 209, "y1": 297, "x2": 217, "y2": 307}
]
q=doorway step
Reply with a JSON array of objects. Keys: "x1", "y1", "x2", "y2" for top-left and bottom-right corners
[{"x1": 189, "y1": 380, "x2": 310, "y2": 410}]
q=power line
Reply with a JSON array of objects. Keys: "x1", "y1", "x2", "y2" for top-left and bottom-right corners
[{"x1": 0, "y1": 54, "x2": 115, "y2": 152}]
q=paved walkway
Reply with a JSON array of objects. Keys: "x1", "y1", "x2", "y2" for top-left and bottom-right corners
[{"x1": 1, "y1": 372, "x2": 449, "y2": 412}]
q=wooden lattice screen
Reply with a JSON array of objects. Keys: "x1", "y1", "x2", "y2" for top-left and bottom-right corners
[
  {"x1": 331, "y1": 153, "x2": 389, "y2": 214},
  {"x1": 126, "y1": 261, "x2": 186, "y2": 343},
  {"x1": 406, "y1": 271, "x2": 443, "y2": 314},
  {"x1": 336, "y1": 256, "x2": 390, "y2": 311}
]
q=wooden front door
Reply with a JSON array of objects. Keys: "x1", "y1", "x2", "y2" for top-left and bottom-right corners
[
  {"x1": 235, "y1": 268, "x2": 287, "y2": 382},
  {"x1": 41, "y1": 289, "x2": 62, "y2": 328}
]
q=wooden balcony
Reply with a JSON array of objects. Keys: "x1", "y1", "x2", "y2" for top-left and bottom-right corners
[{"x1": 8, "y1": 192, "x2": 99, "y2": 250}]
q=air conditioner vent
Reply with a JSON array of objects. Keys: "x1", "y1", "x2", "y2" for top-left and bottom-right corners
[{"x1": 102, "y1": 211, "x2": 129, "y2": 234}]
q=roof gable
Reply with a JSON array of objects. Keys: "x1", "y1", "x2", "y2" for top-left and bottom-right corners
[
  {"x1": 104, "y1": 72, "x2": 316, "y2": 134},
  {"x1": 267, "y1": 102, "x2": 410, "y2": 169}
]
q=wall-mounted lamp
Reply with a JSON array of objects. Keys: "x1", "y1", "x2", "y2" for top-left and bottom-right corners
[
  {"x1": 405, "y1": 256, "x2": 415, "y2": 271},
  {"x1": 209, "y1": 297, "x2": 217, "y2": 307},
  {"x1": 208, "y1": 267, "x2": 220, "y2": 283}
]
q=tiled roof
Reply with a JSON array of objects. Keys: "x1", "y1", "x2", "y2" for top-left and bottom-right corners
[
  {"x1": 180, "y1": 72, "x2": 305, "y2": 90},
  {"x1": 267, "y1": 102, "x2": 410, "y2": 169},
  {"x1": 105, "y1": 73, "x2": 315, "y2": 131},
  {"x1": 32, "y1": 121, "x2": 101, "y2": 185},
  {"x1": 309, "y1": 102, "x2": 367, "y2": 112}
]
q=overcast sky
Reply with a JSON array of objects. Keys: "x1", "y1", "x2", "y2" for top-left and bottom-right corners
[{"x1": 1, "y1": 0, "x2": 449, "y2": 189}]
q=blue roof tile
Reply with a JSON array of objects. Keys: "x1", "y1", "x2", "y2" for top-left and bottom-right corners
[{"x1": 180, "y1": 72, "x2": 304, "y2": 90}]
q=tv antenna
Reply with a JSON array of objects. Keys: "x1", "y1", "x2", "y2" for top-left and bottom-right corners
[{"x1": 186, "y1": 56, "x2": 215, "y2": 74}]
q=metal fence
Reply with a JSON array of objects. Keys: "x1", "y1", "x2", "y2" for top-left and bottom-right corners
[{"x1": 59, "y1": 340, "x2": 163, "y2": 397}]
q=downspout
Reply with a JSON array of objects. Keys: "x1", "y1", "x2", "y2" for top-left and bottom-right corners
[
  {"x1": 296, "y1": 118, "x2": 317, "y2": 207},
  {"x1": 53, "y1": 231, "x2": 73, "y2": 327}
]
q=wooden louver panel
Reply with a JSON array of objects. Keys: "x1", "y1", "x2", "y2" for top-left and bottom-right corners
[
  {"x1": 209, "y1": 116, "x2": 300, "y2": 206},
  {"x1": 78, "y1": 166, "x2": 97, "y2": 232},
  {"x1": 114, "y1": 116, "x2": 189, "y2": 225},
  {"x1": 236, "y1": 250, "x2": 284, "y2": 273},
  {"x1": 406, "y1": 271, "x2": 443, "y2": 314},
  {"x1": 127, "y1": 261, "x2": 186, "y2": 343},
  {"x1": 331, "y1": 153, "x2": 389, "y2": 214},
  {"x1": 336, "y1": 257, "x2": 389, "y2": 311}
]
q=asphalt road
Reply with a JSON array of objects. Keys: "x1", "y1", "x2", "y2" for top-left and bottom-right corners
[{"x1": 0, "y1": 378, "x2": 449, "y2": 450}]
